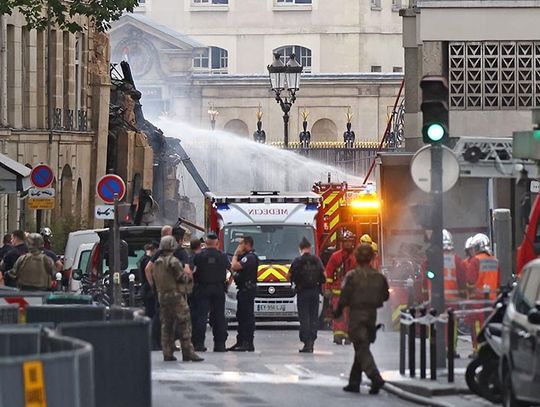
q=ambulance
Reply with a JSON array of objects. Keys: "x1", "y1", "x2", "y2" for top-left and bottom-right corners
[{"x1": 204, "y1": 191, "x2": 321, "y2": 320}]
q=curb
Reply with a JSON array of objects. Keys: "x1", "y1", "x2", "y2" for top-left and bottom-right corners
[{"x1": 383, "y1": 383, "x2": 455, "y2": 407}]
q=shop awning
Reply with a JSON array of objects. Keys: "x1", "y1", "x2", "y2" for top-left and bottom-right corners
[{"x1": 0, "y1": 152, "x2": 32, "y2": 193}]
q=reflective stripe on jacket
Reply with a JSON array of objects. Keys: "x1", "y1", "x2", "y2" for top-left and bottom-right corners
[{"x1": 474, "y1": 252, "x2": 499, "y2": 300}]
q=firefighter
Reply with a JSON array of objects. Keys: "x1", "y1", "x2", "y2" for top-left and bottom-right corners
[
  {"x1": 467, "y1": 233, "x2": 500, "y2": 300},
  {"x1": 334, "y1": 243, "x2": 388, "y2": 394},
  {"x1": 466, "y1": 233, "x2": 500, "y2": 352},
  {"x1": 325, "y1": 230, "x2": 357, "y2": 345},
  {"x1": 463, "y1": 236, "x2": 475, "y2": 298},
  {"x1": 442, "y1": 229, "x2": 467, "y2": 301}
]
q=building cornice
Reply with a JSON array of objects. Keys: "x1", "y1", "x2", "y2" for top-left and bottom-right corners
[{"x1": 417, "y1": 0, "x2": 540, "y2": 7}]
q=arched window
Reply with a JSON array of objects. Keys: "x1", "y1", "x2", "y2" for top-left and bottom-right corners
[
  {"x1": 274, "y1": 45, "x2": 312, "y2": 72},
  {"x1": 224, "y1": 119, "x2": 249, "y2": 138},
  {"x1": 193, "y1": 46, "x2": 228, "y2": 74},
  {"x1": 60, "y1": 165, "x2": 73, "y2": 217},
  {"x1": 311, "y1": 119, "x2": 338, "y2": 142}
]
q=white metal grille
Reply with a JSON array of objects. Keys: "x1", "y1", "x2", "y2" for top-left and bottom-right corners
[{"x1": 449, "y1": 41, "x2": 540, "y2": 110}]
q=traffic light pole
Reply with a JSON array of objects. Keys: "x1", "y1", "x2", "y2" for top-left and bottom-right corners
[{"x1": 430, "y1": 144, "x2": 446, "y2": 368}]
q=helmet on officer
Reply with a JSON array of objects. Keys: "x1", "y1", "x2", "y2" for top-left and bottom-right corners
[
  {"x1": 340, "y1": 230, "x2": 356, "y2": 241},
  {"x1": 26, "y1": 233, "x2": 44, "y2": 253},
  {"x1": 442, "y1": 229, "x2": 454, "y2": 251},
  {"x1": 40, "y1": 227, "x2": 52, "y2": 239},
  {"x1": 354, "y1": 243, "x2": 374, "y2": 265},
  {"x1": 159, "y1": 235, "x2": 178, "y2": 252},
  {"x1": 360, "y1": 234, "x2": 372, "y2": 244},
  {"x1": 471, "y1": 233, "x2": 490, "y2": 255}
]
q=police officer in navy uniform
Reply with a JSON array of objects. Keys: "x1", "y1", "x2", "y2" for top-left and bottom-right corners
[
  {"x1": 229, "y1": 236, "x2": 258, "y2": 352},
  {"x1": 289, "y1": 237, "x2": 326, "y2": 353},
  {"x1": 191, "y1": 233, "x2": 230, "y2": 352}
]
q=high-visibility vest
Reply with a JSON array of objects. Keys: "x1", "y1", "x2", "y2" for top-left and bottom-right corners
[
  {"x1": 443, "y1": 253, "x2": 460, "y2": 300},
  {"x1": 474, "y1": 252, "x2": 499, "y2": 300}
]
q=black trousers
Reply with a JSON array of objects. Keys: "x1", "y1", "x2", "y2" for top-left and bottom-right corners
[
  {"x1": 192, "y1": 284, "x2": 228, "y2": 346},
  {"x1": 236, "y1": 289, "x2": 255, "y2": 345},
  {"x1": 297, "y1": 288, "x2": 320, "y2": 343}
]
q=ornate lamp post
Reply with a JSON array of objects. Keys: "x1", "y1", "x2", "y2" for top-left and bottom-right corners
[
  {"x1": 208, "y1": 103, "x2": 219, "y2": 130},
  {"x1": 299, "y1": 108, "x2": 311, "y2": 151},
  {"x1": 267, "y1": 53, "x2": 303, "y2": 148},
  {"x1": 343, "y1": 106, "x2": 356, "y2": 148},
  {"x1": 253, "y1": 105, "x2": 266, "y2": 143}
]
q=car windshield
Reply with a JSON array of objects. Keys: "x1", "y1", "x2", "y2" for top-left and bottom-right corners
[
  {"x1": 223, "y1": 225, "x2": 315, "y2": 262},
  {"x1": 78, "y1": 250, "x2": 91, "y2": 271},
  {"x1": 101, "y1": 249, "x2": 145, "y2": 274}
]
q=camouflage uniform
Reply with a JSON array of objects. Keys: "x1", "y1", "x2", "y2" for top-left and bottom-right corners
[
  {"x1": 338, "y1": 265, "x2": 389, "y2": 391},
  {"x1": 153, "y1": 252, "x2": 198, "y2": 360}
]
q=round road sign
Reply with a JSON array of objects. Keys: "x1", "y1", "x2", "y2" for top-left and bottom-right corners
[
  {"x1": 97, "y1": 174, "x2": 126, "y2": 204},
  {"x1": 31, "y1": 165, "x2": 54, "y2": 188},
  {"x1": 410, "y1": 145, "x2": 460, "y2": 193}
]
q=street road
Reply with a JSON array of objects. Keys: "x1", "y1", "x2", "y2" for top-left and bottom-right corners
[{"x1": 152, "y1": 326, "x2": 413, "y2": 407}]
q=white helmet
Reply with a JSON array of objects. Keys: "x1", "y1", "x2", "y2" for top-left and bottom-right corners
[
  {"x1": 442, "y1": 229, "x2": 453, "y2": 251},
  {"x1": 471, "y1": 233, "x2": 490, "y2": 254},
  {"x1": 465, "y1": 236, "x2": 474, "y2": 250}
]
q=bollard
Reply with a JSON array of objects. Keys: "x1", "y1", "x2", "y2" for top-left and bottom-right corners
[
  {"x1": 447, "y1": 308, "x2": 455, "y2": 383},
  {"x1": 129, "y1": 273, "x2": 136, "y2": 307},
  {"x1": 55, "y1": 272, "x2": 63, "y2": 292},
  {"x1": 429, "y1": 308, "x2": 437, "y2": 381},
  {"x1": 419, "y1": 307, "x2": 427, "y2": 379},
  {"x1": 483, "y1": 284, "x2": 491, "y2": 321},
  {"x1": 406, "y1": 277, "x2": 415, "y2": 307},
  {"x1": 399, "y1": 309, "x2": 407, "y2": 375},
  {"x1": 408, "y1": 307, "x2": 416, "y2": 378}
]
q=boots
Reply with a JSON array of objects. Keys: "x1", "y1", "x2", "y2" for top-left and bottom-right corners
[
  {"x1": 333, "y1": 335, "x2": 343, "y2": 345},
  {"x1": 369, "y1": 376, "x2": 385, "y2": 395},
  {"x1": 343, "y1": 383, "x2": 360, "y2": 393},
  {"x1": 213, "y1": 343, "x2": 227, "y2": 352},
  {"x1": 182, "y1": 346, "x2": 204, "y2": 362},
  {"x1": 229, "y1": 342, "x2": 254, "y2": 352},
  {"x1": 163, "y1": 355, "x2": 177, "y2": 362},
  {"x1": 299, "y1": 340, "x2": 314, "y2": 353}
]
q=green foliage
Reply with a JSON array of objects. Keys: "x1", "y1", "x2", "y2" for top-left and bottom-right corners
[
  {"x1": 49, "y1": 213, "x2": 77, "y2": 255},
  {"x1": 0, "y1": 0, "x2": 138, "y2": 33}
]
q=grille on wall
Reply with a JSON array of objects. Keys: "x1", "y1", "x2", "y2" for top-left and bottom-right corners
[{"x1": 449, "y1": 41, "x2": 540, "y2": 110}]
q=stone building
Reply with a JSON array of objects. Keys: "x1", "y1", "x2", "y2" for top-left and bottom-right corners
[
  {"x1": 109, "y1": 12, "x2": 404, "y2": 143},
  {"x1": 0, "y1": 11, "x2": 113, "y2": 236}
]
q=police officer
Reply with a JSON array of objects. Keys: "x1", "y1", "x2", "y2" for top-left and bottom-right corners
[
  {"x1": 334, "y1": 243, "x2": 388, "y2": 395},
  {"x1": 229, "y1": 236, "x2": 258, "y2": 352},
  {"x1": 152, "y1": 235, "x2": 203, "y2": 362},
  {"x1": 191, "y1": 233, "x2": 229, "y2": 352},
  {"x1": 9, "y1": 233, "x2": 55, "y2": 291},
  {"x1": 289, "y1": 237, "x2": 326, "y2": 353}
]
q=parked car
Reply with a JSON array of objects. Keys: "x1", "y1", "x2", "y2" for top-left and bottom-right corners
[
  {"x1": 501, "y1": 259, "x2": 540, "y2": 407},
  {"x1": 68, "y1": 243, "x2": 95, "y2": 293},
  {"x1": 85, "y1": 226, "x2": 163, "y2": 282}
]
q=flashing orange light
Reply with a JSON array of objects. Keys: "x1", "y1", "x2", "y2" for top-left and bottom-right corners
[{"x1": 350, "y1": 199, "x2": 381, "y2": 210}]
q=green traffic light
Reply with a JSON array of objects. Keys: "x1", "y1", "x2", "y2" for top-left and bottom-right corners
[
  {"x1": 426, "y1": 123, "x2": 445, "y2": 142},
  {"x1": 426, "y1": 270, "x2": 435, "y2": 280}
]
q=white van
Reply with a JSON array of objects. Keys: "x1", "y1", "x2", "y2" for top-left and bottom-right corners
[
  {"x1": 63, "y1": 229, "x2": 102, "y2": 276},
  {"x1": 68, "y1": 242, "x2": 95, "y2": 292}
]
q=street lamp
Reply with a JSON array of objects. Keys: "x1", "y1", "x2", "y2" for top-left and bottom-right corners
[
  {"x1": 267, "y1": 53, "x2": 303, "y2": 148},
  {"x1": 208, "y1": 103, "x2": 219, "y2": 130}
]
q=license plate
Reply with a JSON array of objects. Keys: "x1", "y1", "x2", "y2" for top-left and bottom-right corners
[{"x1": 256, "y1": 303, "x2": 287, "y2": 313}]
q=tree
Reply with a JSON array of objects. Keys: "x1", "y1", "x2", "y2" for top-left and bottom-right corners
[{"x1": 0, "y1": 0, "x2": 139, "y2": 33}]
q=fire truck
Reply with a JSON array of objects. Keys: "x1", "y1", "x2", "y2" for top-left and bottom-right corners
[{"x1": 204, "y1": 191, "x2": 322, "y2": 320}]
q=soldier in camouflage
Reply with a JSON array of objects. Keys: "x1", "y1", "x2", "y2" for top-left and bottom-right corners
[
  {"x1": 334, "y1": 243, "x2": 389, "y2": 395},
  {"x1": 153, "y1": 235, "x2": 203, "y2": 362}
]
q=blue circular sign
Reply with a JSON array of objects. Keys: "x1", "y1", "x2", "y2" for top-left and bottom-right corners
[
  {"x1": 31, "y1": 165, "x2": 54, "y2": 188},
  {"x1": 97, "y1": 175, "x2": 126, "y2": 203}
]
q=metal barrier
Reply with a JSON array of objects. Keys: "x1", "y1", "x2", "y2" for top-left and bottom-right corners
[
  {"x1": 0, "y1": 326, "x2": 94, "y2": 407},
  {"x1": 58, "y1": 309, "x2": 151, "y2": 407},
  {"x1": 0, "y1": 304, "x2": 19, "y2": 324},
  {"x1": 26, "y1": 304, "x2": 107, "y2": 325},
  {"x1": 399, "y1": 300, "x2": 492, "y2": 383}
]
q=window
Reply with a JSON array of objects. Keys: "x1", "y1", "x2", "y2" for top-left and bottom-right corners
[
  {"x1": 274, "y1": 45, "x2": 312, "y2": 72},
  {"x1": 371, "y1": 65, "x2": 382, "y2": 73},
  {"x1": 276, "y1": 0, "x2": 312, "y2": 4},
  {"x1": 193, "y1": 47, "x2": 228, "y2": 74},
  {"x1": 193, "y1": 0, "x2": 228, "y2": 4},
  {"x1": 514, "y1": 266, "x2": 540, "y2": 315},
  {"x1": 392, "y1": 0, "x2": 402, "y2": 11},
  {"x1": 393, "y1": 66, "x2": 403, "y2": 73},
  {"x1": 371, "y1": 0, "x2": 381, "y2": 9}
]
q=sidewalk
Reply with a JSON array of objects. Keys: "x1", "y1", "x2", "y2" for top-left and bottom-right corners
[{"x1": 377, "y1": 335, "x2": 485, "y2": 406}]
